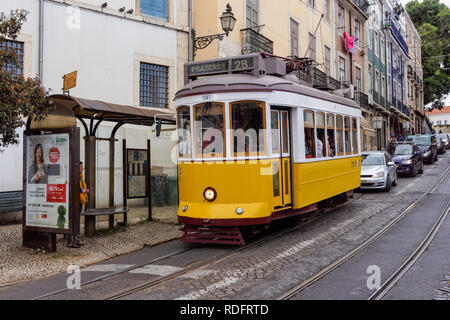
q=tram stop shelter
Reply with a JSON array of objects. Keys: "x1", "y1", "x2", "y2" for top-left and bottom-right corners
[{"x1": 29, "y1": 94, "x2": 176, "y2": 237}]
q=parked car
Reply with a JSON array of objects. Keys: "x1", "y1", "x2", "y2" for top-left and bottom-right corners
[
  {"x1": 360, "y1": 151, "x2": 397, "y2": 191},
  {"x1": 405, "y1": 134, "x2": 438, "y2": 163},
  {"x1": 436, "y1": 136, "x2": 446, "y2": 154},
  {"x1": 391, "y1": 142, "x2": 424, "y2": 177},
  {"x1": 436, "y1": 133, "x2": 449, "y2": 150}
]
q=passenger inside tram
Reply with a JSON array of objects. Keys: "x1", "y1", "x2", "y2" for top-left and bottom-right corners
[
  {"x1": 232, "y1": 102, "x2": 264, "y2": 154},
  {"x1": 195, "y1": 102, "x2": 224, "y2": 156}
]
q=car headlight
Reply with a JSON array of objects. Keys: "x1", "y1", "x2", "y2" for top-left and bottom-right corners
[
  {"x1": 424, "y1": 151, "x2": 431, "y2": 157},
  {"x1": 203, "y1": 187, "x2": 217, "y2": 202},
  {"x1": 403, "y1": 159, "x2": 413, "y2": 164},
  {"x1": 372, "y1": 171, "x2": 384, "y2": 178}
]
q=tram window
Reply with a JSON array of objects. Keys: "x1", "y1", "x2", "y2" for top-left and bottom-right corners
[
  {"x1": 194, "y1": 102, "x2": 224, "y2": 157},
  {"x1": 316, "y1": 112, "x2": 326, "y2": 158},
  {"x1": 344, "y1": 117, "x2": 351, "y2": 155},
  {"x1": 304, "y1": 110, "x2": 315, "y2": 159},
  {"x1": 282, "y1": 112, "x2": 289, "y2": 154},
  {"x1": 326, "y1": 114, "x2": 336, "y2": 157},
  {"x1": 336, "y1": 115, "x2": 344, "y2": 156},
  {"x1": 271, "y1": 111, "x2": 280, "y2": 154},
  {"x1": 177, "y1": 106, "x2": 191, "y2": 157},
  {"x1": 231, "y1": 101, "x2": 265, "y2": 155},
  {"x1": 352, "y1": 118, "x2": 358, "y2": 154}
]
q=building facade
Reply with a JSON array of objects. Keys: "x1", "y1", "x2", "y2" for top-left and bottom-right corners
[
  {"x1": 404, "y1": 10, "x2": 424, "y2": 135},
  {"x1": 0, "y1": 0, "x2": 189, "y2": 209},
  {"x1": 426, "y1": 106, "x2": 450, "y2": 134}
]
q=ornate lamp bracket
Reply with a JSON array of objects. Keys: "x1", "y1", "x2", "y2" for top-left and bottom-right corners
[{"x1": 193, "y1": 32, "x2": 226, "y2": 57}]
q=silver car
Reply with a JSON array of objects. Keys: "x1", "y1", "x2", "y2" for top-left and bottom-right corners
[
  {"x1": 360, "y1": 151, "x2": 398, "y2": 191},
  {"x1": 436, "y1": 133, "x2": 450, "y2": 149}
]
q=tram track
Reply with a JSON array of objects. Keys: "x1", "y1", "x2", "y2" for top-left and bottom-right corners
[
  {"x1": 103, "y1": 196, "x2": 361, "y2": 300},
  {"x1": 30, "y1": 192, "x2": 360, "y2": 300},
  {"x1": 276, "y1": 166, "x2": 450, "y2": 300}
]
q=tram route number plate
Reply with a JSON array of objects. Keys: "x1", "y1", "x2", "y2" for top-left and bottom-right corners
[{"x1": 231, "y1": 57, "x2": 254, "y2": 71}]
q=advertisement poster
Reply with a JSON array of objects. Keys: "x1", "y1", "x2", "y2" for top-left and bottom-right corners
[
  {"x1": 25, "y1": 133, "x2": 70, "y2": 229},
  {"x1": 127, "y1": 149, "x2": 148, "y2": 198}
]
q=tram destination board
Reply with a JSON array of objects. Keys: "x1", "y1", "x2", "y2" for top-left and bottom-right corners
[{"x1": 185, "y1": 54, "x2": 260, "y2": 83}]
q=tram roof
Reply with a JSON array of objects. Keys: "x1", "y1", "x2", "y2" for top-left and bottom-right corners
[{"x1": 175, "y1": 73, "x2": 360, "y2": 109}]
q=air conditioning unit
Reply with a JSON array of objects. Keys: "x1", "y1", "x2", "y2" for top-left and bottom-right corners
[{"x1": 342, "y1": 84, "x2": 355, "y2": 99}]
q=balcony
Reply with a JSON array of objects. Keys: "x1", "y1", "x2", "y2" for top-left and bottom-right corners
[
  {"x1": 355, "y1": 91, "x2": 369, "y2": 109},
  {"x1": 241, "y1": 27, "x2": 273, "y2": 55},
  {"x1": 351, "y1": 0, "x2": 370, "y2": 15}
]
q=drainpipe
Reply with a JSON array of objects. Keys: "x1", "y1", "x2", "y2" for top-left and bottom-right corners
[
  {"x1": 188, "y1": 0, "x2": 193, "y2": 61},
  {"x1": 39, "y1": 0, "x2": 44, "y2": 81}
]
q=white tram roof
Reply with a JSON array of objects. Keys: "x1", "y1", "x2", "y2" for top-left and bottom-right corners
[{"x1": 175, "y1": 73, "x2": 360, "y2": 110}]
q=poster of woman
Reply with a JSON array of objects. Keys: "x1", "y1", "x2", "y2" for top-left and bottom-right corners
[
  {"x1": 25, "y1": 133, "x2": 70, "y2": 229},
  {"x1": 28, "y1": 144, "x2": 48, "y2": 184}
]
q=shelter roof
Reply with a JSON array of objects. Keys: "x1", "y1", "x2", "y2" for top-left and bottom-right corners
[{"x1": 50, "y1": 94, "x2": 175, "y2": 126}]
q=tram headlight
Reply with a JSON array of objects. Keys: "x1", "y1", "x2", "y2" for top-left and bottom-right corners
[
  {"x1": 182, "y1": 205, "x2": 188, "y2": 212},
  {"x1": 203, "y1": 187, "x2": 217, "y2": 202},
  {"x1": 235, "y1": 207, "x2": 244, "y2": 215}
]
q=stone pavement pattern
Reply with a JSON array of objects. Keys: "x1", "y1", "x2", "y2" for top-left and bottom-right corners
[{"x1": 0, "y1": 206, "x2": 182, "y2": 287}]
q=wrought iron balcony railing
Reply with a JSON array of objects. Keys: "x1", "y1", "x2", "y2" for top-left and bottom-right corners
[
  {"x1": 241, "y1": 27, "x2": 273, "y2": 55},
  {"x1": 355, "y1": 91, "x2": 369, "y2": 109}
]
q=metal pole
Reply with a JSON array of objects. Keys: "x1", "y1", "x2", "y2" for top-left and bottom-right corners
[
  {"x1": 108, "y1": 136, "x2": 115, "y2": 231},
  {"x1": 122, "y1": 139, "x2": 127, "y2": 219}
]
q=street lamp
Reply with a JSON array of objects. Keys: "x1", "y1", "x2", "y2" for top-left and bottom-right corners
[{"x1": 192, "y1": 4, "x2": 236, "y2": 57}]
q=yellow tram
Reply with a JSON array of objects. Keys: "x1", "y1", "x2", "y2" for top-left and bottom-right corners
[{"x1": 174, "y1": 53, "x2": 361, "y2": 244}]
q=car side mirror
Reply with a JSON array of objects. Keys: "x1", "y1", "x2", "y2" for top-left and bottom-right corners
[{"x1": 388, "y1": 161, "x2": 395, "y2": 166}]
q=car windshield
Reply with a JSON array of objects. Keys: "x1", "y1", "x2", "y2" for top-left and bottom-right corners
[
  {"x1": 437, "y1": 134, "x2": 448, "y2": 140},
  {"x1": 362, "y1": 154, "x2": 384, "y2": 166},
  {"x1": 394, "y1": 145, "x2": 412, "y2": 155},
  {"x1": 409, "y1": 136, "x2": 430, "y2": 146}
]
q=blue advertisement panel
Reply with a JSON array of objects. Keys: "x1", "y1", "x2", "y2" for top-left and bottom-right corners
[{"x1": 140, "y1": 0, "x2": 168, "y2": 20}]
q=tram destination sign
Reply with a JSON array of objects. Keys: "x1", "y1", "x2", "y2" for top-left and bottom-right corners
[{"x1": 185, "y1": 54, "x2": 261, "y2": 84}]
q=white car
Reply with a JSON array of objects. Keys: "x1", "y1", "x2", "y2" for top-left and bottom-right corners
[{"x1": 360, "y1": 151, "x2": 398, "y2": 191}]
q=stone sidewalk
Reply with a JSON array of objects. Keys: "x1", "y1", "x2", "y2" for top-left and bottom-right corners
[{"x1": 0, "y1": 206, "x2": 182, "y2": 287}]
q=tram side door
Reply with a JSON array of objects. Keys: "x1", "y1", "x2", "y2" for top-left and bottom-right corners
[{"x1": 271, "y1": 108, "x2": 292, "y2": 211}]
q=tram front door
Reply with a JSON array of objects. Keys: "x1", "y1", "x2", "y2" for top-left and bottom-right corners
[{"x1": 270, "y1": 108, "x2": 292, "y2": 211}]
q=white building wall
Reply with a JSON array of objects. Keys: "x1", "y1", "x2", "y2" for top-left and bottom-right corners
[{"x1": 0, "y1": 0, "x2": 186, "y2": 208}]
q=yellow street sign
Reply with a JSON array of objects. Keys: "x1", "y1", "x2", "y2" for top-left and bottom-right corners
[{"x1": 63, "y1": 71, "x2": 77, "y2": 91}]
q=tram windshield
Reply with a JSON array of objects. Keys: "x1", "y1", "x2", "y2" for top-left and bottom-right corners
[
  {"x1": 194, "y1": 102, "x2": 225, "y2": 157},
  {"x1": 361, "y1": 154, "x2": 384, "y2": 166}
]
